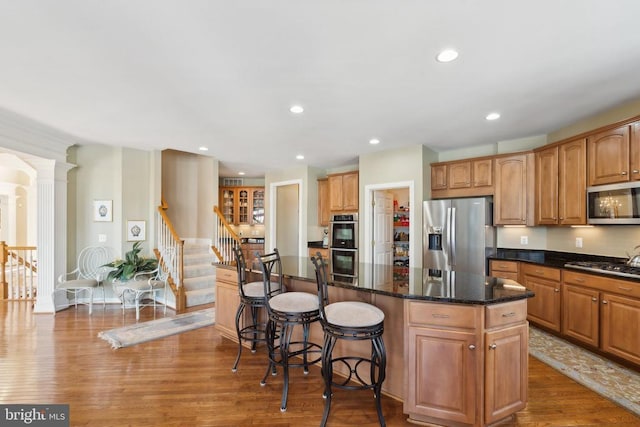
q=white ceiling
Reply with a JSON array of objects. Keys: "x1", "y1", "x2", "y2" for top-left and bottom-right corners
[{"x1": 1, "y1": 1, "x2": 640, "y2": 178}]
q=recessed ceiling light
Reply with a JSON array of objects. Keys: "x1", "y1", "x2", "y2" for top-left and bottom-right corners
[
  {"x1": 369, "y1": 138, "x2": 380, "y2": 145},
  {"x1": 290, "y1": 105, "x2": 304, "y2": 114},
  {"x1": 436, "y1": 49, "x2": 459, "y2": 63},
  {"x1": 296, "y1": 154, "x2": 304, "y2": 160},
  {"x1": 198, "y1": 146, "x2": 209, "y2": 151},
  {"x1": 486, "y1": 112, "x2": 501, "y2": 121},
  {"x1": 238, "y1": 171, "x2": 245, "y2": 176}
]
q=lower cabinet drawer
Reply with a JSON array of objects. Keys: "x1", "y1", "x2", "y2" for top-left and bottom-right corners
[
  {"x1": 485, "y1": 300, "x2": 527, "y2": 329},
  {"x1": 406, "y1": 301, "x2": 480, "y2": 329}
]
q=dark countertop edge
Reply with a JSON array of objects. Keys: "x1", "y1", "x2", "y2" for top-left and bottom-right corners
[{"x1": 216, "y1": 262, "x2": 534, "y2": 305}]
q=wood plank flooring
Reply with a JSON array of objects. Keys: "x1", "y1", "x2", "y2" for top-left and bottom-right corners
[{"x1": 1, "y1": 301, "x2": 639, "y2": 426}]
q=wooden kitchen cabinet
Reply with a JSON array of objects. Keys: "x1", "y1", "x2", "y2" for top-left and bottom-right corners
[
  {"x1": 404, "y1": 299, "x2": 528, "y2": 426},
  {"x1": 431, "y1": 158, "x2": 493, "y2": 198},
  {"x1": 489, "y1": 260, "x2": 519, "y2": 281},
  {"x1": 562, "y1": 283, "x2": 600, "y2": 347},
  {"x1": 219, "y1": 186, "x2": 264, "y2": 225},
  {"x1": 484, "y1": 323, "x2": 528, "y2": 424},
  {"x1": 242, "y1": 242, "x2": 264, "y2": 269},
  {"x1": 535, "y1": 139, "x2": 587, "y2": 225},
  {"x1": 587, "y1": 124, "x2": 631, "y2": 186},
  {"x1": 563, "y1": 269, "x2": 640, "y2": 367},
  {"x1": 307, "y1": 247, "x2": 329, "y2": 259},
  {"x1": 328, "y1": 171, "x2": 358, "y2": 212},
  {"x1": 521, "y1": 263, "x2": 561, "y2": 332},
  {"x1": 431, "y1": 163, "x2": 447, "y2": 190},
  {"x1": 494, "y1": 153, "x2": 534, "y2": 225},
  {"x1": 558, "y1": 139, "x2": 587, "y2": 224},
  {"x1": 535, "y1": 146, "x2": 558, "y2": 225},
  {"x1": 601, "y1": 292, "x2": 640, "y2": 366},
  {"x1": 214, "y1": 267, "x2": 241, "y2": 341},
  {"x1": 317, "y1": 178, "x2": 330, "y2": 226}
]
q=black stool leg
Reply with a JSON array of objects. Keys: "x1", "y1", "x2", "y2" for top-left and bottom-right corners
[
  {"x1": 372, "y1": 335, "x2": 387, "y2": 427},
  {"x1": 231, "y1": 301, "x2": 246, "y2": 372},
  {"x1": 261, "y1": 319, "x2": 277, "y2": 386},
  {"x1": 279, "y1": 322, "x2": 296, "y2": 412},
  {"x1": 250, "y1": 305, "x2": 259, "y2": 352},
  {"x1": 320, "y1": 334, "x2": 337, "y2": 427}
]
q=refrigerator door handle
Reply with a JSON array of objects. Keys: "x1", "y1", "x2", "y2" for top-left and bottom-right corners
[
  {"x1": 445, "y1": 207, "x2": 452, "y2": 267},
  {"x1": 450, "y1": 207, "x2": 456, "y2": 266}
]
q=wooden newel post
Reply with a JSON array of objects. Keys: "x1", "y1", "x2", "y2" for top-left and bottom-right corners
[{"x1": 0, "y1": 241, "x2": 8, "y2": 299}]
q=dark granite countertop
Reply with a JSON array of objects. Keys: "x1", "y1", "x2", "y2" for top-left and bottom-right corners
[
  {"x1": 218, "y1": 256, "x2": 534, "y2": 305},
  {"x1": 307, "y1": 241, "x2": 327, "y2": 249},
  {"x1": 490, "y1": 248, "x2": 626, "y2": 269}
]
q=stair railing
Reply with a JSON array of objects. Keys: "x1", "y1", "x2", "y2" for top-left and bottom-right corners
[
  {"x1": 157, "y1": 199, "x2": 186, "y2": 312},
  {"x1": 212, "y1": 206, "x2": 241, "y2": 264},
  {"x1": 0, "y1": 242, "x2": 37, "y2": 300}
]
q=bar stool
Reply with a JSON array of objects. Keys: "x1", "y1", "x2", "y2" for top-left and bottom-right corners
[
  {"x1": 258, "y1": 249, "x2": 322, "y2": 413},
  {"x1": 231, "y1": 245, "x2": 269, "y2": 372},
  {"x1": 311, "y1": 253, "x2": 387, "y2": 427}
]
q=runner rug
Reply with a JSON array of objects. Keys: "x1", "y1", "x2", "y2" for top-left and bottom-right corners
[
  {"x1": 98, "y1": 308, "x2": 215, "y2": 349},
  {"x1": 529, "y1": 326, "x2": 640, "y2": 416}
]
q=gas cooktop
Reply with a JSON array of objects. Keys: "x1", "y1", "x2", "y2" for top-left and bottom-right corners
[{"x1": 564, "y1": 261, "x2": 640, "y2": 280}]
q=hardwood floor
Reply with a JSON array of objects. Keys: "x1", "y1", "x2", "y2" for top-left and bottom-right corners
[{"x1": 1, "y1": 301, "x2": 639, "y2": 426}]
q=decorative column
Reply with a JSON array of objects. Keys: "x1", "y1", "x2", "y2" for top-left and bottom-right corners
[{"x1": 30, "y1": 159, "x2": 74, "y2": 314}]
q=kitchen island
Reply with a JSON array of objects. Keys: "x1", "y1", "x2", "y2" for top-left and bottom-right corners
[{"x1": 215, "y1": 258, "x2": 534, "y2": 427}]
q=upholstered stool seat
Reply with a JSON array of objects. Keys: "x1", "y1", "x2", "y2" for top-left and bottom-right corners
[
  {"x1": 311, "y1": 253, "x2": 387, "y2": 427},
  {"x1": 324, "y1": 301, "x2": 385, "y2": 327},
  {"x1": 258, "y1": 249, "x2": 322, "y2": 413}
]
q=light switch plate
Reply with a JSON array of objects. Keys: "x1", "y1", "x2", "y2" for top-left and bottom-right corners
[
  {"x1": 575, "y1": 237, "x2": 583, "y2": 248},
  {"x1": 520, "y1": 236, "x2": 528, "y2": 245},
  {"x1": 98, "y1": 234, "x2": 107, "y2": 243}
]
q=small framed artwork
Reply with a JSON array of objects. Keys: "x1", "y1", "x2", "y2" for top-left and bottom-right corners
[
  {"x1": 127, "y1": 220, "x2": 146, "y2": 241},
  {"x1": 93, "y1": 200, "x2": 113, "y2": 222}
]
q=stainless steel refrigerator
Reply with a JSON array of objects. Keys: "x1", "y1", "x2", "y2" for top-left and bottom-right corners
[{"x1": 423, "y1": 197, "x2": 496, "y2": 275}]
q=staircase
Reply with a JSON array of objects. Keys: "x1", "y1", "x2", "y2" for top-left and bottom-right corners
[{"x1": 182, "y1": 239, "x2": 216, "y2": 307}]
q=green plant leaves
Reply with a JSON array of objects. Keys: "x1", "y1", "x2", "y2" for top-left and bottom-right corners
[{"x1": 103, "y1": 242, "x2": 158, "y2": 281}]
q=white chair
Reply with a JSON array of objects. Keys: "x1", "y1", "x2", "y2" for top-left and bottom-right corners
[
  {"x1": 118, "y1": 248, "x2": 173, "y2": 320},
  {"x1": 54, "y1": 246, "x2": 114, "y2": 315}
]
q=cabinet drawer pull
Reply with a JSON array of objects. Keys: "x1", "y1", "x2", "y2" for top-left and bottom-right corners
[
  {"x1": 592, "y1": 297, "x2": 598, "y2": 302},
  {"x1": 489, "y1": 344, "x2": 497, "y2": 350},
  {"x1": 602, "y1": 300, "x2": 608, "y2": 304},
  {"x1": 554, "y1": 288, "x2": 560, "y2": 292},
  {"x1": 621, "y1": 171, "x2": 628, "y2": 175},
  {"x1": 501, "y1": 312, "x2": 516, "y2": 317},
  {"x1": 618, "y1": 286, "x2": 633, "y2": 291},
  {"x1": 634, "y1": 169, "x2": 640, "y2": 174},
  {"x1": 468, "y1": 345, "x2": 476, "y2": 350},
  {"x1": 432, "y1": 313, "x2": 450, "y2": 319},
  {"x1": 575, "y1": 278, "x2": 585, "y2": 283}
]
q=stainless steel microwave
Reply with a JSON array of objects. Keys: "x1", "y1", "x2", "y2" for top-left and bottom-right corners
[{"x1": 587, "y1": 182, "x2": 640, "y2": 224}]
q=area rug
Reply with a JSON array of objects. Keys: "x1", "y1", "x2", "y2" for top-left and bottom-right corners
[
  {"x1": 529, "y1": 326, "x2": 640, "y2": 416},
  {"x1": 98, "y1": 308, "x2": 215, "y2": 349}
]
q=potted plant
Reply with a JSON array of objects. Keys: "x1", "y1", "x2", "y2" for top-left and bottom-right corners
[{"x1": 103, "y1": 242, "x2": 158, "y2": 303}]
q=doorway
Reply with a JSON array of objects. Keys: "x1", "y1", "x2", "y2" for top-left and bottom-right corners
[
  {"x1": 268, "y1": 179, "x2": 303, "y2": 257},
  {"x1": 364, "y1": 181, "x2": 414, "y2": 286}
]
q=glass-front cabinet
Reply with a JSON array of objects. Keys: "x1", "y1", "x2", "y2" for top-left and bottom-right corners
[
  {"x1": 221, "y1": 188, "x2": 236, "y2": 224},
  {"x1": 251, "y1": 189, "x2": 265, "y2": 225},
  {"x1": 219, "y1": 186, "x2": 265, "y2": 225}
]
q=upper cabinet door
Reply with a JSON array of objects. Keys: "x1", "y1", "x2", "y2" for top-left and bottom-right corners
[
  {"x1": 251, "y1": 188, "x2": 265, "y2": 225},
  {"x1": 472, "y1": 159, "x2": 493, "y2": 188},
  {"x1": 630, "y1": 120, "x2": 640, "y2": 181},
  {"x1": 535, "y1": 146, "x2": 559, "y2": 225},
  {"x1": 448, "y1": 161, "x2": 471, "y2": 189},
  {"x1": 558, "y1": 139, "x2": 586, "y2": 225},
  {"x1": 494, "y1": 154, "x2": 532, "y2": 225},
  {"x1": 587, "y1": 125, "x2": 630, "y2": 186},
  {"x1": 431, "y1": 164, "x2": 447, "y2": 190}
]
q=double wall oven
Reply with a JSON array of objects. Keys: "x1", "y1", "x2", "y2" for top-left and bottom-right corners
[{"x1": 329, "y1": 213, "x2": 358, "y2": 283}]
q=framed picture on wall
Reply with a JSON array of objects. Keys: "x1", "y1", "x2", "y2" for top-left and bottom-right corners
[
  {"x1": 93, "y1": 200, "x2": 112, "y2": 222},
  {"x1": 127, "y1": 220, "x2": 146, "y2": 241}
]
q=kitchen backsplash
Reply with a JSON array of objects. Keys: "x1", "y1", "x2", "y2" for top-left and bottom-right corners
[{"x1": 498, "y1": 225, "x2": 640, "y2": 258}]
